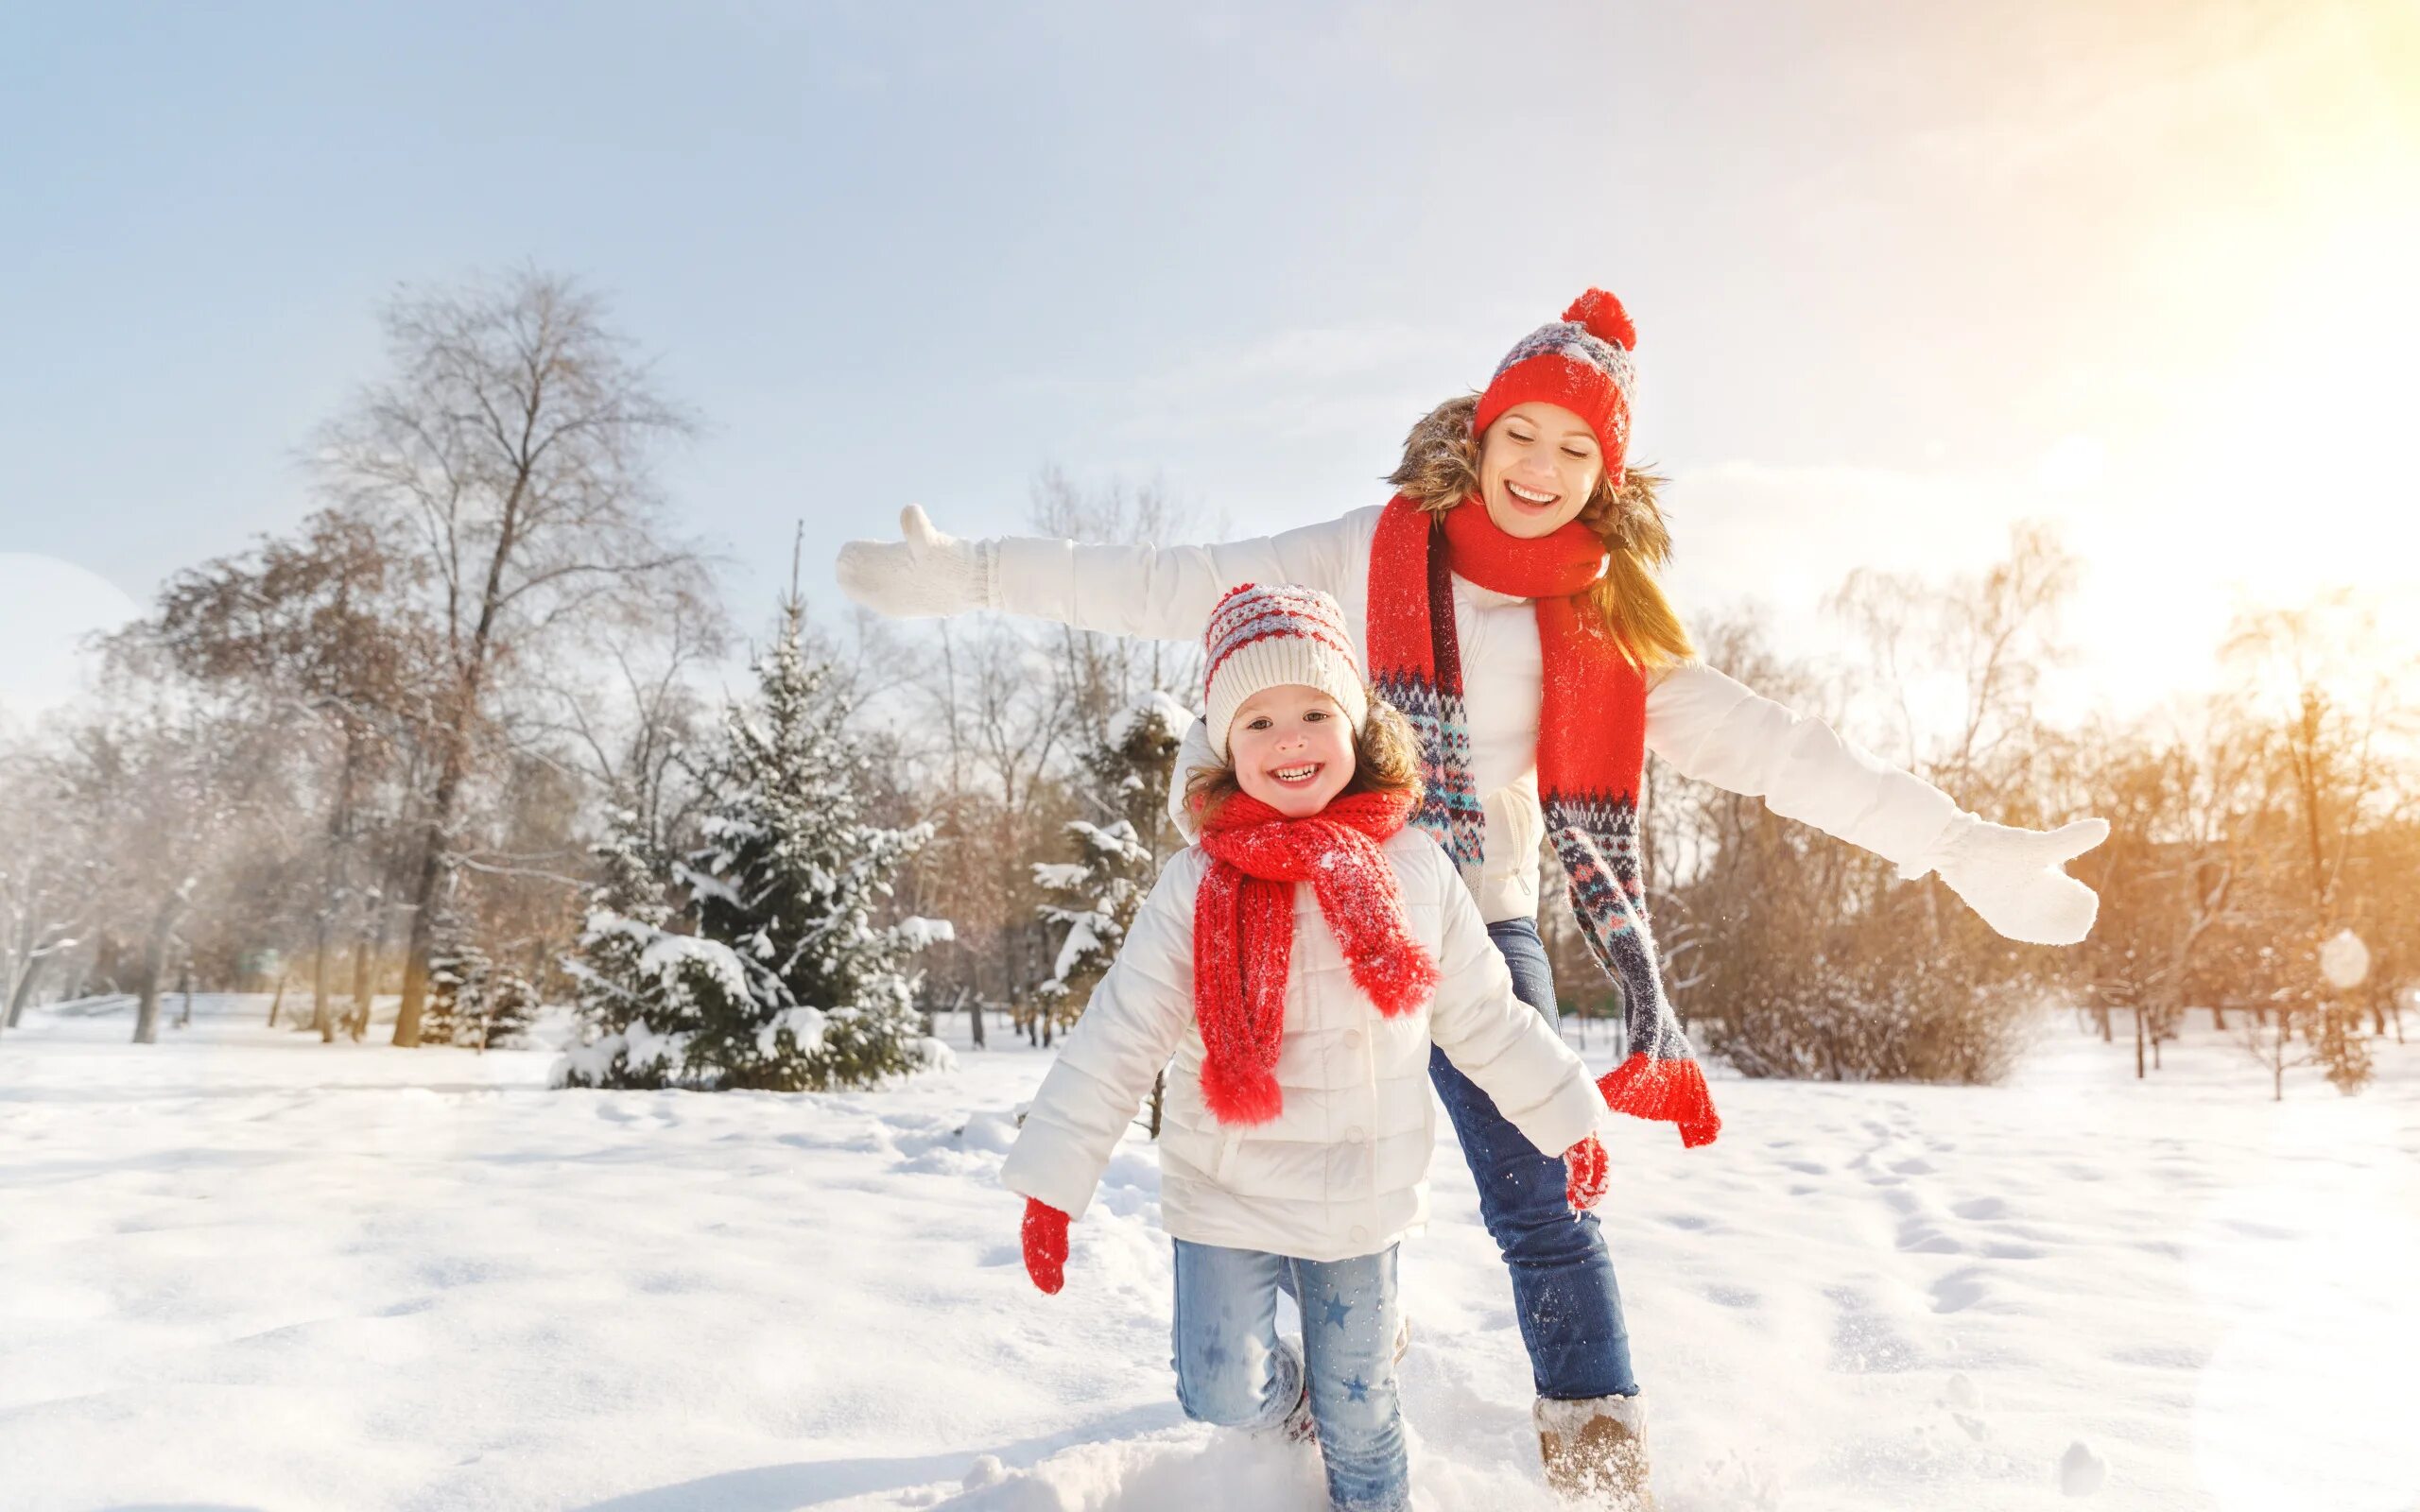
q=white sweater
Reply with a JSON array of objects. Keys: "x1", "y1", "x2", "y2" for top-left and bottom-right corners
[
  {"x1": 998, "y1": 831, "x2": 1604, "y2": 1263},
  {"x1": 994, "y1": 506, "x2": 1966, "y2": 921}
]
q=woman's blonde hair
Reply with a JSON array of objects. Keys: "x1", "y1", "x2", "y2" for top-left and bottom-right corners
[
  {"x1": 1185, "y1": 694, "x2": 1425, "y2": 829},
  {"x1": 1385, "y1": 393, "x2": 1697, "y2": 672}
]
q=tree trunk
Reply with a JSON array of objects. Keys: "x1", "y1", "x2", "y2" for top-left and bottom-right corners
[
  {"x1": 395, "y1": 472, "x2": 520, "y2": 1048},
  {"x1": 3, "y1": 909, "x2": 34, "y2": 1034},
  {"x1": 130, "y1": 892, "x2": 183, "y2": 1045},
  {"x1": 267, "y1": 969, "x2": 287, "y2": 1027},
  {"x1": 969, "y1": 994, "x2": 986, "y2": 1050},
  {"x1": 2273, "y1": 1010, "x2": 2289, "y2": 1102},
  {"x1": 2208, "y1": 1001, "x2": 2227, "y2": 1032},
  {"x1": 2134, "y1": 1005, "x2": 2145, "y2": 1079},
  {"x1": 313, "y1": 912, "x2": 334, "y2": 1040},
  {"x1": 3, "y1": 954, "x2": 44, "y2": 1036},
  {"x1": 176, "y1": 958, "x2": 194, "y2": 1028},
  {"x1": 393, "y1": 811, "x2": 449, "y2": 1047},
  {"x1": 351, "y1": 912, "x2": 382, "y2": 1042}
]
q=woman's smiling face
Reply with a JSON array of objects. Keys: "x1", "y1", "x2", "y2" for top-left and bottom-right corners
[{"x1": 1478, "y1": 401, "x2": 1603, "y2": 539}]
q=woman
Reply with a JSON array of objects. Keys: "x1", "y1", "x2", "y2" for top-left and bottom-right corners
[{"x1": 837, "y1": 289, "x2": 2106, "y2": 1506}]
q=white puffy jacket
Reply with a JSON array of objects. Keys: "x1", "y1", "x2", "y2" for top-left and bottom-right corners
[
  {"x1": 998, "y1": 828, "x2": 1604, "y2": 1263},
  {"x1": 992, "y1": 506, "x2": 1968, "y2": 923}
]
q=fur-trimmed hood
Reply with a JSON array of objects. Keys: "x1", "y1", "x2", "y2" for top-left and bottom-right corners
[{"x1": 1385, "y1": 394, "x2": 1674, "y2": 567}]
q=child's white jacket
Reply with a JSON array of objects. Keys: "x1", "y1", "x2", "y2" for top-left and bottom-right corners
[{"x1": 999, "y1": 828, "x2": 1603, "y2": 1263}]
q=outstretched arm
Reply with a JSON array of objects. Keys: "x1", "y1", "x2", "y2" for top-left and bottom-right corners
[
  {"x1": 1645, "y1": 662, "x2": 2107, "y2": 945},
  {"x1": 837, "y1": 504, "x2": 1378, "y2": 642}
]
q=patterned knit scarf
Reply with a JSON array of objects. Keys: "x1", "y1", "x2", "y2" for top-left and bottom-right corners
[
  {"x1": 1193, "y1": 788, "x2": 1436, "y2": 1125},
  {"x1": 1368, "y1": 496, "x2": 1721, "y2": 1147}
]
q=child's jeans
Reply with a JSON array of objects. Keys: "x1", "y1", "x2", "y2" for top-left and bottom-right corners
[{"x1": 1170, "y1": 1238, "x2": 1409, "y2": 1512}]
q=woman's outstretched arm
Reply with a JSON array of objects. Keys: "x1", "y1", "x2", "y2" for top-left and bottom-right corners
[
  {"x1": 1644, "y1": 662, "x2": 2107, "y2": 945},
  {"x1": 837, "y1": 503, "x2": 1381, "y2": 642}
]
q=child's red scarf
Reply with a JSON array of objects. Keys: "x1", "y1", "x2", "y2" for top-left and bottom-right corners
[
  {"x1": 1192, "y1": 788, "x2": 1435, "y2": 1125},
  {"x1": 1367, "y1": 496, "x2": 1720, "y2": 1147}
]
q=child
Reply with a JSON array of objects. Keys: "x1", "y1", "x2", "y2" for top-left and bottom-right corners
[{"x1": 999, "y1": 582, "x2": 1612, "y2": 1512}]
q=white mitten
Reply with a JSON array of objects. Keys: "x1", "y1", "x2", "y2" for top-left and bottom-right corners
[
  {"x1": 1905, "y1": 814, "x2": 2111, "y2": 946},
  {"x1": 835, "y1": 505, "x2": 995, "y2": 619}
]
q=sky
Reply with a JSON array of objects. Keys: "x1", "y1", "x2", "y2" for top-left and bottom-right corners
[{"x1": 3, "y1": 0, "x2": 2415, "y2": 737}]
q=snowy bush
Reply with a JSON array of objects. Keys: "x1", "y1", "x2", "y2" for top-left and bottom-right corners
[
  {"x1": 422, "y1": 896, "x2": 539, "y2": 1052},
  {"x1": 1677, "y1": 826, "x2": 2046, "y2": 1085}
]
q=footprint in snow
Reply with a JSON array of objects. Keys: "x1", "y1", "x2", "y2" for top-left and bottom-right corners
[{"x1": 2059, "y1": 1439, "x2": 2107, "y2": 1496}]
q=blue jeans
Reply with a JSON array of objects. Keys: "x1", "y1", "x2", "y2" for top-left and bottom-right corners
[
  {"x1": 1171, "y1": 1239, "x2": 1408, "y2": 1512},
  {"x1": 1427, "y1": 916, "x2": 1639, "y2": 1400}
]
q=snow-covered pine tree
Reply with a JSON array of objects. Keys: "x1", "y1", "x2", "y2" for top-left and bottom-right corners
[
  {"x1": 468, "y1": 962, "x2": 537, "y2": 1051},
  {"x1": 563, "y1": 805, "x2": 675, "y2": 1038},
  {"x1": 554, "y1": 803, "x2": 759, "y2": 1089},
  {"x1": 1030, "y1": 691, "x2": 1189, "y2": 1032},
  {"x1": 421, "y1": 894, "x2": 485, "y2": 1048},
  {"x1": 684, "y1": 591, "x2": 952, "y2": 1091}
]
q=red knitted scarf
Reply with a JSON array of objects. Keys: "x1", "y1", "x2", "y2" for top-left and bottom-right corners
[
  {"x1": 1192, "y1": 788, "x2": 1436, "y2": 1125},
  {"x1": 1367, "y1": 496, "x2": 1721, "y2": 1147}
]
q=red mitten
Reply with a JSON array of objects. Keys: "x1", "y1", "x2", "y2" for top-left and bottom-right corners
[
  {"x1": 1564, "y1": 1135, "x2": 1609, "y2": 1215},
  {"x1": 1021, "y1": 1198, "x2": 1070, "y2": 1295}
]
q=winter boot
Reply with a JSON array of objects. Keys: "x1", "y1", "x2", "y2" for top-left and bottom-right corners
[
  {"x1": 1535, "y1": 1394, "x2": 1657, "y2": 1510},
  {"x1": 1280, "y1": 1379, "x2": 1318, "y2": 1445}
]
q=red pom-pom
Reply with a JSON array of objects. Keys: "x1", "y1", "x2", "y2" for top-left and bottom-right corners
[
  {"x1": 1562, "y1": 288, "x2": 1636, "y2": 352},
  {"x1": 1597, "y1": 1052, "x2": 1720, "y2": 1148},
  {"x1": 1201, "y1": 1060, "x2": 1285, "y2": 1125}
]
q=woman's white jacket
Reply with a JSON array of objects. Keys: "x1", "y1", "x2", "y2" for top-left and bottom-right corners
[
  {"x1": 990, "y1": 505, "x2": 1967, "y2": 923},
  {"x1": 999, "y1": 829, "x2": 1604, "y2": 1263}
]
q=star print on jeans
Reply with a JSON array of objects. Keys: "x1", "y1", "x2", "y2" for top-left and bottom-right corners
[
  {"x1": 1342, "y1": 1374, "x2": 1371, "y2": 1404},
  {"x1": 1321, "y1": 1296, "x2": 1354, "y2": 1330}
]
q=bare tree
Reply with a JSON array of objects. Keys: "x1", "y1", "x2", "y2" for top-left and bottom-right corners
[
  {"x1": 44, "y1": 680, "x2": 290, "y2": 1044},
  {"x1": 146, "y1": 510, "x2": 439, "y2": 1041},
  {"x1": 0, "y1": 744, "x2": 95, "y2": 1037},
  {"x1": 313, "y1": 267, "x2": 707, "y2": 1046},
  {"x1": 2217, "y1": 592, "x2": 2415, "y2": 1096}
]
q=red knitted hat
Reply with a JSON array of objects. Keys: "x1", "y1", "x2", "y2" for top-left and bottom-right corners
[
  {"x1": 1472, "y1": 288, "x2": 1640, "y2": 486},
  {"x1": 1201, "y1": 582, "x2": 1368, "y2": 761}
]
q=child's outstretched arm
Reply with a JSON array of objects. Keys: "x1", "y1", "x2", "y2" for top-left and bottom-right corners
[
  {"x1": 1644, "y1": 662, "x2": 2108, "y2": 945},
  {"x1": 837, "y1": 504, "x2": 1377, "y2": 642},
  {"x1": 1418, "y1": 847, "x2": 1606, "y2": 1181},
  {"x1": 998, "y1": 853, "x2": 1201, "y2": 1293}
]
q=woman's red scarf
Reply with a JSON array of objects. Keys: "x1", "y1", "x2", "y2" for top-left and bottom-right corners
[
  {"x1": 1367, "y1": 497, "x2": 1720, "y2": 1147},
  {"x1": 1192, "y1": 788, "x2": 1436, "y2": 1125}
]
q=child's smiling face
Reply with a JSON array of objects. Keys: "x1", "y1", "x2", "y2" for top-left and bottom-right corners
[{"x1": 1228, "y1": 684, "x2": 1357, "y2": 818}]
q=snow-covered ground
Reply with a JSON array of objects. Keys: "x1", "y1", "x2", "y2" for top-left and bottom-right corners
[{"x1": 5, "y1": 997, "x2": 2416, "y2": 1512}]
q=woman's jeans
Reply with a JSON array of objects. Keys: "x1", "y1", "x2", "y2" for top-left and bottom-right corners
[
  {"x1": 1171, "y1": 1239, "x2": 1408, "y2": 1512},
  {"x1": 1427, "y1": 916, "x2": 1640, "y2": 1400}
]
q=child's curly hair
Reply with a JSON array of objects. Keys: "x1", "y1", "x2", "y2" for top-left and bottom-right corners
[{"x1": 1185, "y1": 691, "x2": 1425, "y2": 829}]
